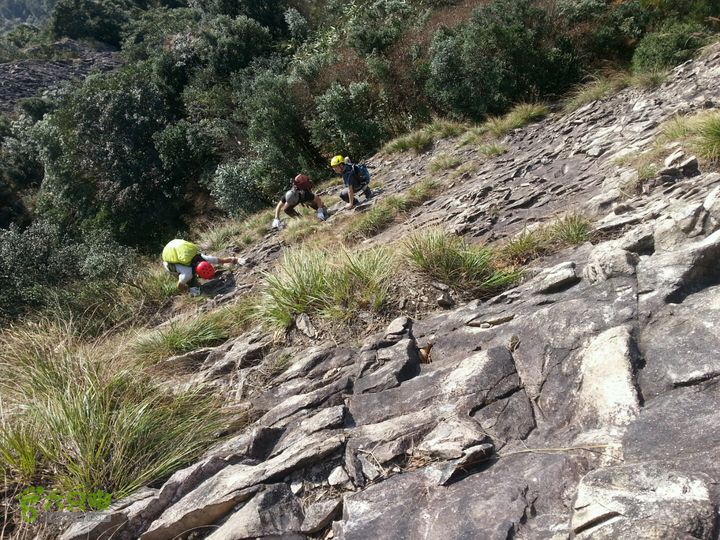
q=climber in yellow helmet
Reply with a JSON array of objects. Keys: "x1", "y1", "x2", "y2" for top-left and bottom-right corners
[
  {"x1": 161, "y1": 239, "x2": 240, "y2": 296},
  {"x1": 330, "y1": 155, "x2": 373, "y2": 209}
]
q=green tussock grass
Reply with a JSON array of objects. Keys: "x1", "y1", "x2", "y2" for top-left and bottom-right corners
[
  {"x1": 499, "y1": 213, "x2": 593, "y2": 265},
  {"x1": 660, "y1": 111, "x2": 720, "y2": 163},
  {"x1": 548, "y1": 214, "x2": 591, "y2": 245},
  {"x1": 563, "y1": 74, "x2": 630, "y2": 112},
  {"x1": 253, "y1": 246, "x2": 396, "y2": 330},
  {"x1": 282, "y1": 215, "x2": 325, "y2": 244},
  {"x1": 383, "y1": 118, "x2": 469, "y2": 154},
  {"x1": 195, "y1": 209, "x2": 275, "y2": 252},
  {"x1": 429, "y1": 154, "x2": 461, "y2": 172},
  {"x1": 695, "y1": 114, "x2": 720, "y2": 162},
  {"x1": 404, "y1": 229, "x2": 520, "y2": 296},
  {"x1": 499, "y1": 229, "x2": 546, "y2": 265},
  {"x1": 460, "y1": 125, "x2": 489, "y2": 146},
  {"x1": 564, "y1": 71, "x2": 667, "y2": 113},
  {"x1": 0, "y1": 319, "x2": 225, "y2": 497},
  {"x1": 383, "y1": 129, "x2": 434, "y2": 154},
  {"x1": 132, "y1": 300, "x2": 253, "y2": 364},
  {"x1": 344, "y1": 180, "x2": 439, "y2": 240},
  {"x1": 485, "y1": 103, "x2": 549, "y2": 138},
  {"x1": 479, "y1": 143, "x2": 508, "y2": 157}
]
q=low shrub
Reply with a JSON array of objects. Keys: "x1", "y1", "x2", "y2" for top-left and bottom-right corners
[{"x1": 632, "y1": 21, "x2": 709, "y2": 73}]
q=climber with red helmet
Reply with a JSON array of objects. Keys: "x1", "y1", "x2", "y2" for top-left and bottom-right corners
[
  {"x1": 161, "y1": 239, "x2": 239, "y2": 296},
  {"x1": 271, "y1": 174, "x2": 329, "y2": 230}
]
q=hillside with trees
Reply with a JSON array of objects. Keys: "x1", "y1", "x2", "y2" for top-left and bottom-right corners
[{"x1": 2, "y1": 1, "x2": 720, "y2": 537}]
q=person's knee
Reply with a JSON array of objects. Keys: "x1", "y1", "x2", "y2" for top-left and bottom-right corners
[
  {"x1": 284, "y1": 205, "x2": 298, "y2": 217},
  {"x1": 339, "y1": 189, "x2": 349, "y2": 202}
]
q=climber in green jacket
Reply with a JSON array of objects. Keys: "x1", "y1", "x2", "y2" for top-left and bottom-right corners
[{"x1": 162, "y1": 239, "x2": 239, "y2": 295}]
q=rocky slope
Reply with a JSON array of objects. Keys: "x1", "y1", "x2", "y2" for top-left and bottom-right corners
[
  {"x1": 63, "y1": 42, "x2": 720, "y2": 539},
  {"x1": 0, "y1": 40, "x2": 120, "y2": 113}
]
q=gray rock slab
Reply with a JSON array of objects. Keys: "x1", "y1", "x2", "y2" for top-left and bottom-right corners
[
  {"x1": 205, "y1": 483, "x2": 304, "y2": 540},
  {"x1": 572, "y1": 463, "x2": 715, "y2": 539},
  {"x1": 141, "y1": 432, "x2": 344, "y2": 540},
  {"x1": 337, "y1": 453, "x2": 584, "y2": 540},
  {"x1": 639, "y1": 285, "x2": 720, "y2": 398},
  {"x1": 623, "y1": 381, "x2": 720, "y2": 463},
  {"x1": 353, "y1": 338, "x2": 420, "y2": 394},
  {"x1": 301, "y1": 498, "x2": 342, "y2": 534}
]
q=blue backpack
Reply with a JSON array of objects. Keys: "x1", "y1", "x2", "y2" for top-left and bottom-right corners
[{"x1": 353, "y1": 164, "x2": 371, "y2": 186}]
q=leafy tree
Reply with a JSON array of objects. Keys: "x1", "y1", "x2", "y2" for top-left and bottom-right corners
[
  {"x1": 33, "y1": 63, "x2": 180, "y2": 247},
  {"x1": 50, "y1": 0, "x2": 150, "y2": 46},
  {"x1": 121, "y1": 7, "x2": 200, "y2": 62},
  {"x1": 211, "y1": 61, "x2": 324, "y2": 215},
  {"x1": 426, "y1": 0, "x2": 579, "y2": 120},
  {"x1": 199, "y1": 15, "x2": 272, "y2": 79},
  {"x1": 310, "y1": 81, "x2": 388, "y2": 159},
  {"x1": 188, "y1": 0, "x2": 288, "y2": 31}
]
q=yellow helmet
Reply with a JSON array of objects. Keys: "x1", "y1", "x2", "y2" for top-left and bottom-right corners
[{"x1": 330, "y1": 155, "x2": 345, "y2": 167}]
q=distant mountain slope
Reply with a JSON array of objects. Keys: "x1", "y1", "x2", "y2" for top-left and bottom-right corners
[{"x1": 0, "y1": 0, "x2": 57, "y2": 32}]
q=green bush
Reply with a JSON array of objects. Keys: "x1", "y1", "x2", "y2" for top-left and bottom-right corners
[
  {"x1": 50, "y1": 0, "x2": 142, "y2": 46},
  {"x1": 632, "y1": 21, "x2": 709, "y2": 73},
  {"x1": 211, "y1": 159, "x2": 271, "y2": 216},
  {"x1": 121, "y1": 7, "x2": 200, "y2": 62},
  {"x1": 311, "y1": 82, "x2": 388, "y2": 159},
  {"x1": 346, "y1": 0, "x2": 414, "y2": 56},
  {"x1": 0, "y1": 221, "x2": 140, "y2": 321},
  {"x1": 199, "y1": 15, "x2": 272, "y2": 79},
  {"x1": 189, "y1": 0, "x2": 288, "y2": 31},
  {"x1": 33, "y1": 63, "x2": 181, "y2": 247},
  {"x1": 426, "y1": 0, "x2": 579, "y2": 120}
]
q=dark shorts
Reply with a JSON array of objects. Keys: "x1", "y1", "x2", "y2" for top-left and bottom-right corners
[{"x1": 282, "y1": 189, "x2": 315, "y2": 206}]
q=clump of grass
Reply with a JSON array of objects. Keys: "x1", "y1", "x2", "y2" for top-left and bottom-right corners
[
  {"x1": 460, "y1": 125, "x2": 489, "y2": 146},
  {"x1": 383, "y1": 130, "x2": 434, "y2": 154},
  {"x1": 424, "y1": 119, "x2": 467, "y2": 138},
  {"x1": 548, "y1": 214, "x2": 591, "y2": 245},
  {"x1": 659, "y1": 111, "x2": 720, "y2": 163},
  {"x1": 404, "y1": 230, "x2": 519, "y2": 296},
  {"x1": 0, "y1": 319, "x2": 225, "y2": 498},
  {"x1": 479, "y1": 143, "x2": 508, "y2": 157},
  {"x1": 563, "y1": 74, "x2": 630, "y2": 113},
  {"x1": 629, "y1": 70, "x2": 667, "y2": 89},
  {"x1": 499, "y1": 229, "x2": 546, "y2": 265},
  {"x1": 344, "y1": 180, "x2": 439, "y2": 240},
  {"x1": 253, "y1": 246, "x2": 396, "y2": 329},
  {"x1": 383, "y1": 119, "x2": 469, "y2": 154},
  {"x1": 132, "y1": 316, "x2": 230, "y2": 364},
  {"x1": 485, "y1": 103, "x2": 549, "y2": 138},
  {"x1": 198, "y1": 220, "x2": 247, "y2": 252},
  {"x1": 429, "y1": 154, "x2": 461, "y2": 172},
  {"x1": 695, "y1": 113, "x2": 720, "y2": 162},
  {"x1": 282, "y1": 216, "x2": 325, "y2": 244}
]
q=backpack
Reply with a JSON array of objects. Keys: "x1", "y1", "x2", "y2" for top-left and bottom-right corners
[{"x1": 352, "y1": 164, "x2": 371, "y2": 186}]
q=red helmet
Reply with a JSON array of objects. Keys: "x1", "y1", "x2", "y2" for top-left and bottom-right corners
[
  {"x1": 293, "y1": 174, "x2": 312, "y2": 191},
  {"x1": 195, "y1": 261, "x2": 215, "y2": 280}
]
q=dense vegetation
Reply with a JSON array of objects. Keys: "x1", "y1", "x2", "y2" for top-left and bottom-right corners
[{"x1": 0, "y1": 0, "x2": 718, "y2": 320}]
